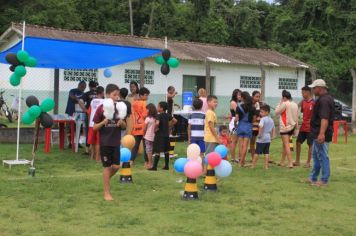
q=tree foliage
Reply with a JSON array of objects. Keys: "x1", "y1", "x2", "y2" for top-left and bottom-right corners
[{"x1": 0, "y1": 0, "x2": 355, "y2": 101}]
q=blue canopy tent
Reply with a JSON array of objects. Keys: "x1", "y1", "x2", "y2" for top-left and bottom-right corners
[{"x1": 0, "y1": 36, "x2": 161, "y2": 69}]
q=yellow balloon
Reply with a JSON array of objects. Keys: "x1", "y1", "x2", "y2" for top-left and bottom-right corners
[{"x1": 121, "y1": 135, "x2": 136, "y2": 150}]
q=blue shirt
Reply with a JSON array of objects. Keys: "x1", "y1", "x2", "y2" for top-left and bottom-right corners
[{"x1": 257, "y1": 116, "x2": 275, "y2": 143}]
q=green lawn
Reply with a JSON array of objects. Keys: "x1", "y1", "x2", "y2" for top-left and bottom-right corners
[{"x1": 1, "y1": 137, "x2": 356, "y2": 236}]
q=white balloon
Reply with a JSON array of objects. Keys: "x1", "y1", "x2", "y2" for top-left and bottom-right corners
[
  {"x1": 116, "y1": 101, "x2": 127, "y2": 120},
  {"x1": 187, "y1": 143, "x2": 201, "y2": 159},
  {"x1": 103, "y1": 98, "x2": 114, "y2": 119}
]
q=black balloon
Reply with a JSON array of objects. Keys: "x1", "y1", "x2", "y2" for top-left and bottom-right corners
[
  {"x1": 161, "y1": 63, "x2": 170, "y2": 75},
  {"x1": 40, "y1": 112, "x2": 53, "y2": 128},
  {"x1": 26, "y1": 95, "x2": 40, "y2": 107},
  {"x1": 9, "y1": 65, "x2": 16, "y2": 72},
  {"x1": 5, "y1": 53, "x2": 20, "y2": 66},
  {"x1": 162, "y1": 49, "x2": 171, "y2": 61}
]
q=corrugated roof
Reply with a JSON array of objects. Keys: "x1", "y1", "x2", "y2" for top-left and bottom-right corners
[{"x1": 4, "y1": 23, "x2": 309, "y2": 69}]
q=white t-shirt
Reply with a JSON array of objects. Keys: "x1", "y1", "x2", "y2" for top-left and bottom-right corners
[{"x1": 89, "y1": 98, "x2": 104, "y2": 127}]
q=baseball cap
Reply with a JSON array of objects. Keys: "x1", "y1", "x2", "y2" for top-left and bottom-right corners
[{"x1": 308, "y1": 79, "x2": 328, "y2": 88}]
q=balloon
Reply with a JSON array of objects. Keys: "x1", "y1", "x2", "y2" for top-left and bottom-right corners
[
  {"x1": 187, "y1": 143, "x2": 201, "y2": 159},
  {"x1": 5, "y1": 53, "x2": 20, "y2": 66},
  {"x1": 9, "y1": 73, "x2": 21, "y2": 86},
  {"x1": 174, "y1": 158, "x2": 188, "y2": 173},
  {"x1": 184, "y1": 160, "x2": 203, "y2": 179},
  {"x1": 196, "y1": 156, "x2": 202, "y2": 164},
  {"x1": 155, "y1": 56, "x2": 165, "y2": 65},
  {"x1": 121, "y1": 135, "x2": 136, "y2": 150},
  {"x1": 39, "y1": 112, "x2": 53, "y2": 128},
  {"x1": 25, "y1": 57, "x2": 37, "y2": 67},
  {"x1": 22, "y1": 112, "x2": 35, "y2": 125},
  {"x1": 103, "y1": 98, "x2": 115, "y2": 119},
  {"x1": 167, "y1": 58, "x2": 180, "y2": 68},
  {"x1": 207, "y1": 152, "x2": 222, "y2": 167},
  {"x1": 28, "y1": 105, "x2": 42, "y2": 118},
  {"x1": 103, "y1": 68, "x2": 112, "y2": 78},
  {"x1": 17, "y1": 50, "x2": 30, "y2": 63},
  {"x1": 160, "y1": 63, "x2": 170, "y2": 75},
  {"x1": 9, "y1": 65, "x2": 16, "y2": 72},
  {"x1": 162, "y1": 49, "x2": 171, "y2": 61},
  {"x1": 116, "y1": 101, "x2": 127, "y2": 120},
  {"x1": 215, "y1": 145, "x2": 229, "y2": 158},
  {"x1": 40, "y1": 98, "x2": 55, "y2": 112},
  {"x1": 14, "y1": 65, "x2": 27, "y2": 77},
  {"x1": 120, "y1": 148, "x2": 131, "y2": 162},
  {"x1": 26, "y1": 96, "x2": 39, "y2": 107},
  {"x1": 215, "y1": 160, "x2": 233, "y2": 178}
]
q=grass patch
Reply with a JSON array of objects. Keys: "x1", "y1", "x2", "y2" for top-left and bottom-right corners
[{"x1": 1, "y1": 136, "x2": 356, "y2": 235}]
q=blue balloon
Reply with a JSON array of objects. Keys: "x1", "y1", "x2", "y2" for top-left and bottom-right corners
[
  {"x1": 214, "y1": 160, "x2": 233, "y2": 178},
  {"x1": 173, "y1": 158, "x2": 188, "y2": 173},
  {"x1": 120, "y1": 148, "x2": 131, "y2": 162},
  {"x1": 104, "y1": 68, "x2": 112, "y2": 78},
  {"x1": 215, "y1": 145, "x2": 229, "y2": 158}
]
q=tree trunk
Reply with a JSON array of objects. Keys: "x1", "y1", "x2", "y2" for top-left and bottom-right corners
[
  {"x1": 129, "y1": 0, "x2": 134, "y2": 36},
  {"x1": 351, "y1": 68, "x2": 356, "y2": 134},
  {"x1": 145, "y1": 3, "x2": 155, "y2": 38}
]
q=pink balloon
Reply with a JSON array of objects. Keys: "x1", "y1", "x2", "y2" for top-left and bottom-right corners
[
  {"x1": 207, "y1": 152, "x2": 222, "y2": 167},
  {"x1": 184, "y1": 160, "x2": 203, "y2": 179}
]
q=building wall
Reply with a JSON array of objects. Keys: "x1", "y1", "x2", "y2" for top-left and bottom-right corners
[{"x1": 0, "y1": 58, "x2": 305, "y2": 117}]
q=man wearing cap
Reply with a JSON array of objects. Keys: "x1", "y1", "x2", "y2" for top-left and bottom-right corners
[{"x1": 308, "y1": 79, "x2": 334, "y2": 186}]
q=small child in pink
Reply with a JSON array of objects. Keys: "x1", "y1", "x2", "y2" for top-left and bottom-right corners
[{"x1": 143, "y1": 103, "x2": 157, "y2": 169}]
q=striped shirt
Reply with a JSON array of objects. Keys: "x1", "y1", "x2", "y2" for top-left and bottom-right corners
[{"x1": 188, "y1": 111, "x2": 205, "y2": 140}]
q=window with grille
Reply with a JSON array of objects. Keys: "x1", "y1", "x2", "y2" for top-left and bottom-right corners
[
  {"x1": 278, "y1": 78, "x2": 298, "y2": 90},
  {"x1": 240, "y1": 76, "x2": 261, "y2": 89},
  {"x1": 63, "y1": 69, "x2": 98, "y2": 82},
  {"x1": 124, "y1": 69, "x2": 154, "y2": 85}
]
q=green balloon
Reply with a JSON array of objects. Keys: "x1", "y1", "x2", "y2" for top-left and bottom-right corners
[
  {"x1": 167, "y1": 58, "x2": 180, "y2": 68},
  {"x1": 9, "y1": 73, "x2": 21, "y2": 87},
  {"x1": 22, "y1": 112, "x2": 35, "y2": 125},
  {"x1": 28, "y1": 105, "x2": 42, "y2": 118},
  {"x1": 14, "y1": 65, "x2": 27, "y2": 77},
  {"x1": 155, "y1": 56, "x2": 165, "y2": 65},
  {"x1": 17, "y1": 50, "x2": 30, "y2": 63},
  {"x1": 40, "y1": 98, "x2": 55, "y2": 112},
  {"x1": 25, "y1": 57, "x2": 37, "y2": 67}
]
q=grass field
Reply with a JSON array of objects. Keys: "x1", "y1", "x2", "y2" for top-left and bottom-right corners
[{"x1": 1, "y1": 136, "x2": 356, "y2": 236}]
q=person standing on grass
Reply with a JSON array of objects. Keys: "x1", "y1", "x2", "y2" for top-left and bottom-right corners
[
  {"x1": 275, "y1": 90, "x2": 299, "y2": 168},
  {"x1": 188, "y1": 98, "x2": 206, "y2": 162},
  {"x1": 229, "y1": 89, "x2": 241, "y2": 163},
  {"x1": 250, "y1": 90, "x2": 263, "y2": 161},
  {"x1": 252, "y1": 104, "x2": 275, "y2": 169},
  {"x1": 93, "y1": 84, "x2": 126, "y2": 201},
  {"x1": 235, "y1": 91, "x2": 255, "y2": 167},
  {"x1": 308, "y1": 79, "x2": 334, "y2": 186},
  {"x1": 87, "y1": 86, "x2": 104, "y2": 162},
  {"x1": 295, "y1": 86, "x2": 315, "y2": 168},
  {"x1": 204, "y1": 95, "x2": 221, "y2": 154},
  {"x1": 143, "y1": 103, "x2": 157, "y2": 169}
]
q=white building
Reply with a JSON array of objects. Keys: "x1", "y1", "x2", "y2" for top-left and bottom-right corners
[{"x1": 0, "y1": 23, "x2": 309, "y2": 116}]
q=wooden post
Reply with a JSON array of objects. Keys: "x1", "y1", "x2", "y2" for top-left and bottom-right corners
[
  {"x1": 139, "y1": 59, "x2": 145, "y2": 87},
  {"x1": 54, "y1": 69, "x2": 59, "y2": 114},
  {"x1": 129, "y1": 0, "x2": 134, "y2": 36},
  {"x1": 351, "y1": 68, "x2": 356, "y2": 134},
  {"x1": 205, "y1": 59, "x2": 211, "y2": 95},
  {"x1": 259, "y1": 62, "x2": 266, "y2": 102}
]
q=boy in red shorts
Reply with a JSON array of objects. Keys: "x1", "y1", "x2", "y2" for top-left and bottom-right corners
[{"x1": 87, "y1": 86, "x2": 104, "y2": 162}]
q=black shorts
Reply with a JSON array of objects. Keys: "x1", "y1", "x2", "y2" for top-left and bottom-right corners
[
  {"x1": 100, "y1": 146, "x2": 120, "y2": 167},
  {"x1": 280, "y1": 128, "x2": 295, "y2": 136},
  {"x1": 153, "y1": 136, "x2": 170, "y2": 153},
  {"x1": 255, "y1": 142, "x2": 270, "y2": 155},
  {"x1": 297, "y1": 132, "x2": 313, "y2": 145}
]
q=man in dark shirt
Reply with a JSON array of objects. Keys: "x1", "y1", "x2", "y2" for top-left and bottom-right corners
[{"x1": 308, "y1": 79, "x2": 334, "y2": 186}]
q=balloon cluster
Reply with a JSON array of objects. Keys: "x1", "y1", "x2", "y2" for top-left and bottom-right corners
[
  {"x1": 5, "y1": 50, "x2": 37, "y2": 87},
  {"x1": 155, "y1": 49, "x2": 180, "y2": 75},
  {"x1": 23, "y1": 96, "x2": 55, "y2": 128},
  {"x1": 174, "y1": 144, "x2": 232, "y2": 178},
  {"x1": 120, "y1": 135, "x2": 136, "y2": 162}
]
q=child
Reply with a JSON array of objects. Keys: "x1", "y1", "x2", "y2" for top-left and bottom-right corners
[
  {"x1": 119, "y1": 87, "x2": 132, "y2": 137},
  {"x1": 204, "y1": 95, "x2": 220, "y2": 154},
  {"x1": 252, "y1": 104, "x2": 275, "y2": 169},
  {"x1": 148, "y1": 101, "x2": 174, "y2": 171},
  {"x1": 144, "y1": 103, "x2": 157, "y2": 169},
  {"x1": 188, "y1": 98, "x2": 206, "y2": 157},
  {"x1": 218, "y1": 125, "x2": 230, "y2": 160},
  {"x1": 130, "y1": 87, "x2": 150, "y2": 165},
  {"x1": 235, "y1": 91, "x2": 255, "y2": 167},
  {"x1": 93, "y1": 84, "x2": 126, "y2": 201},
  {"x1": 87, "y1": 86, "x2": 104, "y2": 162}
]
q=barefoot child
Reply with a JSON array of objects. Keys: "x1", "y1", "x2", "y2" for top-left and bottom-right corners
[
  {"x1": 252, "y1": 104, "x2": 275, "y2": 169},
  {"x1": 87, "y1": 86, "x2": 104, "y2": 161},
  {"x1": 144, "y1": 103, "x2": 157, "y2": 168},
  {"x1": 218, "y1": 125, "x2": 230, "y2": 160},
  {"x1": 93, "y1": 84, "x2": 126, "y2": 201}
]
